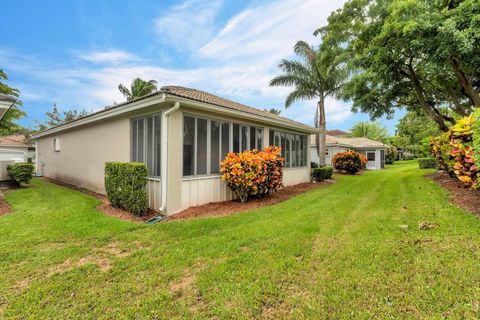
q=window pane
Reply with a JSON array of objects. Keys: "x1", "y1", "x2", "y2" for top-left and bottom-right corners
[
  {"x1": 137, "y1": 118, "x2": 144, "y2": 163},
  {"x1": 292, "y1": 134, "x2": 297, "y2": 167},
  {"x1": 281, "y1": 133, "x2": 286, "y2": 159},
  {"x1": 303, "y1": 136, "x2": 308, "y2": 166},
  {"x1": 233, "y1": 123, "x2": 240, "y2": 153},
  {"x1": 210, "y1": 120, "x2": 220, "y2": 174},
  {"x1": 183, "y1": 116, "x2": 195, "y2": 176},
  {"x1": 221, "y1": 123, "x2": 230, "y2": 161},
  {"x1": 154, "y1": 115, "x2": 161, "y2": 176},
  {"x1": 295, "y1": 135, "x2": 300, "y2": 167},
  {"x1": 367, "y1": 152, "x2": 375, "y2": 161},
  {"x1": 250, "y1": 127, "x2": 256, "y2": 150},
  {"x1": 132, "y1": 120, "x2": 138, "y2": 161},
  {"x1": 241, "y1": 126, "x2": 248, "y2": 151},
  {"x1": 269, "y1": 130, "x2": 274, "y2": 146},
  {"x1": 146, "y1": 117, "x2": 153, "y2": 175},
  {"x1": 285, "y1": 133, "x2": 291, "y2": 167},
  {"x1": 197, "y1": 118, "x2": 208, "y2": 175},
  {"x1": 274, "y1": 132, "x2": 280, "y2": 147},
  {"x1": 257, "y1": 128, "x2": 263, "y2": 150}
]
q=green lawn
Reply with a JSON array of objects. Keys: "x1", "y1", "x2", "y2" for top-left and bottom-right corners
[{"x1": 1, "y1": 161, "x2": 480, "y2": 319}]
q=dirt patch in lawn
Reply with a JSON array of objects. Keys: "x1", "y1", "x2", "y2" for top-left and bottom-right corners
[
  {"x1": 167, "y1": 180, "x2": 335, "y2": 221},
  {"x1": 43, "y1": 177, "x2": 157, "y2": 223},
  {"x1": 428, "y1": 172, "x2": 480, "y2": 215},
  {"x1": 0, "y1": 190, "x2": 11, "y2": 216}
]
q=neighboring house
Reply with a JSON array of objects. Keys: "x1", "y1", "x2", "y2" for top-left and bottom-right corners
[
  {"x1": 32, "y1": 86, "x2": 317, "y2": 215},
  {"x1": 326, "y1": 129, "x2": 349, "y2": 137},
  {"x1": 0, "y1": 134, "x2": 35, "y2": 163},
  {"x1": 310, "y1": 134, "x2": 388, "y2": 170}
]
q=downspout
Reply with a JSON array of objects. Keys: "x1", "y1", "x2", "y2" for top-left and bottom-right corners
[{"x1": 159, "y1": 101, "x2": 180, "y2": 213}]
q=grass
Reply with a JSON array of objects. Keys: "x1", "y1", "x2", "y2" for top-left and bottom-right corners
[{"x1": 1, "y1": 161, "x2": 480, "y2": 318}]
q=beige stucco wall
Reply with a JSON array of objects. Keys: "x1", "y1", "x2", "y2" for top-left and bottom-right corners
[{"x1": 36, "y1": 117, "x2": 131, "y2": 193}]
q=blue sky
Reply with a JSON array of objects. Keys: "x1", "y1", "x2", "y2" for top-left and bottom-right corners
[{"x1": 0, "y1": 0, "x2": 403, "y2": 133}]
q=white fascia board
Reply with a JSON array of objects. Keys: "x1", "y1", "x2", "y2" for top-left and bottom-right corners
[
  {"x1": 164, "y1": 95, "x2": 318, "y2": 134},
  {"x1": 31, "y1": 94, "x2": 166, "y2": 139}
]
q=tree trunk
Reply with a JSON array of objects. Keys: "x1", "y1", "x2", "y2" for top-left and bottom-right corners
[
  {"x1": 446, "y1": 86, "x2": 470, "y2": 116},
  {"x1": 317, "y1": 98, "x2": 327, "y2": 167},
  {"x1": 406, "y1": 64, "x2": 450, "y2": 131},
  {"x1": 450, "y1": 57, "x2": 480, "y2": 108}
]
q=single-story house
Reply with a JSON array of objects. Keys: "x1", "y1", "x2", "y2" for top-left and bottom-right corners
[
  {"x1": 0, "y1": 134, "x2": 35, "y2": 163},
  {"x1": 310, "y1": 134, "x2": 388, "y2": 170},
  {"x1": 32, "y1": 86, "x2": 317, "y2": 215}
]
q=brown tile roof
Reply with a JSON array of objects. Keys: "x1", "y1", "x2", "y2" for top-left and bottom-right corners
[
  {"x1": 327, "y1": 129, "x2": 349, "y2": 136},
  {"x1": 310, "y1": 134, "x2": 388, "y2": 148},
  {"x1": 161, "y1": 86, "x2": 316, "y2": 132},
  {"x1": 0, "y1": 134, "x2": 31, "y2": 147}
]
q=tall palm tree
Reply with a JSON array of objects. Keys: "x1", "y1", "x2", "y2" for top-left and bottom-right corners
[
  {"x1": 118, "y1": 78, "x2": 158, "y2": 102},
  {"x1": 269, "y1": 41, "x2": 347, "y2": 166}
]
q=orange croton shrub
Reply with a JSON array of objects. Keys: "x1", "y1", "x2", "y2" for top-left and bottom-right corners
[
  {"x1": 359, "y1": 153, "x2": 368, "y2": 169},
  {"x1": 221, "y1": 146, "x2": 284, "y2": 203}
]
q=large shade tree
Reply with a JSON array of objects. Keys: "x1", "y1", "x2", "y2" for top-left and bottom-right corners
[
  {"x1": 269, "y1": 41, "x2": 347, "y2": 166},
  {"x1": 316, "y1": 0, "x2": 479, "y2": 132},
  {"x1": 118, "y1": 78, "x2": 158, "y2": 102}
]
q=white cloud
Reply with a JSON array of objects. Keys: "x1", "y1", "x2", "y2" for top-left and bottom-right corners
[
  {"x1": 78, "y1": 50, "x2": 138, "y2": 64},
  {"x1": 153, "y1": 0, "x2": 223, "y2": 51},
  {"x1": 2, "y1": 0, "x2": 356, "y2": 128}
]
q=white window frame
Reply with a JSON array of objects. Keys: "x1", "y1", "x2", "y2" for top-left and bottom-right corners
[
  {"x1": 53, "y1": 138, "x2": 60, "y2": 152},
  {"x1": 130, "y1": 113, "x2": 161, "y2": 178},
  {"x1": 269, "y1": 129, "x2": 308, "y2": 169},
  {"x1": 182, "y1": 113, "x2": 265, "y2": 178}
]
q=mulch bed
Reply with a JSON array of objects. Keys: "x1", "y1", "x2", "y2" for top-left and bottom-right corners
[
  {"x1": 166, "y1": 180, "x2": 335, "y2": 221},
  {"x1": 43, "y1": 177, "x2": 157, "y2": 223},
  {"x1": 428, "y1": 172, "x2": 480, "y2": 216}
]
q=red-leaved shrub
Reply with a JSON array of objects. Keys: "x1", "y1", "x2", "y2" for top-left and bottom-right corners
[
  {"x1": 332, "y1": 151, "x2": 363, "y2": 174},
  {"x1": 221, "y1": 146, "x2": 284, "y2": 202}
]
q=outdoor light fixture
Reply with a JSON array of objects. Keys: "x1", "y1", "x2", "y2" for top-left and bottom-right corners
[{"x1": 0, "y1": 93, "x2": 16, "y2": 121}]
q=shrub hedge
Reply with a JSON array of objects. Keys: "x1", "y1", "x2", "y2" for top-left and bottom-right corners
[
  {"x1": 418, "y1": 158, "x2": 437, "y2": 169},
  {"x1": 221, "y1": 146, "x2": 283, "y2": 203},
  {"x1": 333, "y1": 151, "x2": 363, "y2": 174},
  {"x1": 312, "y1": 166, "x2": 333, "y2": 181},
  {"x1": 7, "y1": 163, "x2": 35, "y2": 187},
  {"x1": 104, "y1": 162, "x2": 148, "y2": 216}
]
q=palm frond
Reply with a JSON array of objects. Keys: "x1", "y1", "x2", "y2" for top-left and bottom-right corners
[
  {"x1": 118, "y1": 84, "x2": 132, "y2": 101},
  {"x1": 294, "y1": 41, "x2": 316, "y2": 64},
  {"x1": 285, "y1": 89, "x2": 317, "y2": 108}
]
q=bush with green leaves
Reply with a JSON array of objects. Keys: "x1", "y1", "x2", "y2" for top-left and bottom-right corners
[
  {"x1": 312, "y1": 166, "x2": 333, "y2": 181},
  {"x1": 418, "y1": 158, "x2": 437, "y2": 169},
  {"x1": 104, "y1": 162, "x2": 148, "y2": 216},
  {"x1": 7, "y1": 163, "x2": 35, "y2": 187}
]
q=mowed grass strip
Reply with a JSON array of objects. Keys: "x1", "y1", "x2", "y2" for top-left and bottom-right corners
[{"x1": 1, "y1": 161, "x2": 480, "y2": 319}]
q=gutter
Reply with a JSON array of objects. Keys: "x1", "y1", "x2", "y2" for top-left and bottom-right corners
[{"x1": 159, "y1": 101, "x2": 180, "y2": 213}]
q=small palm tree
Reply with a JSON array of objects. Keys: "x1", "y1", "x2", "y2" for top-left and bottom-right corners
[
  {"x1": 264, "y1": 108, "x2": 282, "y2": 115},
  {"x1": 118, "y1": 78, "x2": 158, "y2": 102},
  {"x1": 270, "y1": 41, "x2": 347, "y2": 166}
]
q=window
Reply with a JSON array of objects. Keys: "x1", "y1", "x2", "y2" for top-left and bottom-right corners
[
  {"x1": 380, "y1": 150, "x2": 385, "y2": 169},
  {"x1": 183, "y1": 114, "x2": 264, "y2": 176},
  {"x1": 53, "y1": 138, "x2": 60, "y2": 152},
  {"x1": 270, "y1": 130, "x2": 308, "y2": 168},
  {"x1": 132, "y1": 114, "x2": 161, "y2": 177},
  {"x1": 367, "y1": 151, "x2": 376, "y2": 161}
]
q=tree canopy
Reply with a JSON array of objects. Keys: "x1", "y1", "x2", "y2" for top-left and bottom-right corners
[
  {"x1": 35, "y1": 104, "x2": 89, "y2": 131},
  {"x1": 316, "y1": 0, "x2": 480, "y2": 131},
  {"x1": 0, "y1": 69, "x2": 25, "y2": 135},
  {"x1": 349, "y1": 121, "x2": 389, "y2": 142}
]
